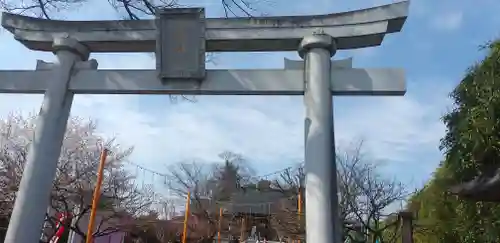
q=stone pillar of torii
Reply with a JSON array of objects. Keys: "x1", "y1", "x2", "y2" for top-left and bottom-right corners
[{"x1": 0, "y1": 2, "x2": 409, "y2": 243}]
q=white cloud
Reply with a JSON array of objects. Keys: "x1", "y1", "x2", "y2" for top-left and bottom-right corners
[
  {"x1": 0, "y1": 58, "x2": 450, "y2": 177},
  {"x1": 0, "y1": 0, "x2": 453, "y2": 189},
  {"x1": 430, "y1": 11, "x2": 464, "y2": 31}
]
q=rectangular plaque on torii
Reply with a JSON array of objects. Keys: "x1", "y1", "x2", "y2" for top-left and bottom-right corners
[{"x1": 156, "y1": 7, "x2": 206, "y2": 80}]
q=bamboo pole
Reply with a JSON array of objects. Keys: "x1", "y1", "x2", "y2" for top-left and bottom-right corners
[
  {"x1": 218, "y1": 208, "x2": 223, "y2": 243},
  {"x1": 85, "y1": 148, "x2": 108, "y2": 243},
  {"x1": 182, "y1": 191, "x2": 191, "y2": 243},
  {"x1": 297, "y1": 188, "x2": 302, "y2": 243}
]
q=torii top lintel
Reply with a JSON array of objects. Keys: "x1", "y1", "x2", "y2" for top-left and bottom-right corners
[{"x1": 1, "y1": 1, "x2": 409, "y2": 53}]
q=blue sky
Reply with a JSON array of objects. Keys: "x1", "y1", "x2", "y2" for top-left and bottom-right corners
[{"x1": 0, "y1": 0, "x2": 499, "y2": 193}]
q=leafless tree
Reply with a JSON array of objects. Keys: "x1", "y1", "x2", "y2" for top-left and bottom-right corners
[
  {"x1": 163, "y1": 151, "x2": 257, "y2": 242},
  {"x1": 337, "y1": 141, "x2": 406, "y2": 243},
  {"x1": 213, "y1": 151, "x2": 257, "y2": 196},
  {"x1": 163, "y1": 160, "x2": 219, "y2": 243},
  {"x1": 0, "y1": 0, "x2": 266, "y2": 20},
  {"x1": 272, "y1": 141, "x2": 407, "y2": 243},
  {"x1": 0, "y1": 113, "x2": 153, "y2": 241},
  {"x1": 269, "y1": 166, "x2": 304, "y2": 241}
]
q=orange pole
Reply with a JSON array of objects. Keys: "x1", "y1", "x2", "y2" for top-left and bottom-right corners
[
  {"x1": 218, "y1": 208, "x2": 223, "y2": 243},
  {"x1": 182, "y1": 191, "x2": 191, "y2": 243},
  {"x1": 297, "y1": 188, "x2": 302, "y2": 243},
  {"x1": 85, "y1": 149, "x2": 108, "y2": 243}
]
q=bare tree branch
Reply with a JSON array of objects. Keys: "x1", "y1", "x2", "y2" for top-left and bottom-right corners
[
  {"x1": 271, "y1": 141, "x2": 407, "y2": 242},
  {"x1": 0, "y1": 0, "x2": 264, "y2": 19},
  {"x1": 0, "y1": 113, "x2": 153, "y2": 241}
]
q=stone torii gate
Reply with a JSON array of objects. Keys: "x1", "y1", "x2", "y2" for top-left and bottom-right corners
[{"x1": 0, "y1": 2, "x2": 409, "y2": 243}]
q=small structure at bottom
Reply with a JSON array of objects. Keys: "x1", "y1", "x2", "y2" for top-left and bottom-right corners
[{"x1": 398, "y1": 211, "x2": 414, "y2": 243}]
